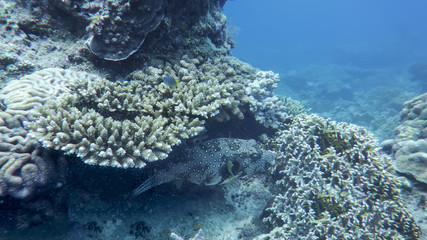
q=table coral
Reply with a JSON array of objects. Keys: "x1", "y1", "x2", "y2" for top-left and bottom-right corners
[
  {"x1": 258, "y1": 114, "x2": 421, "y2": 240},
  {"x1": 392, "y1": 92, "x2": 427, "y2": 184}
]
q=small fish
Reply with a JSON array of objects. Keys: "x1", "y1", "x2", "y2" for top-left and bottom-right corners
[
  {"x1": 163, "y1": 76, "x2": 179, "y2": 87},
  {"x1": 132, "y1": 138, "x2": 276, "y2": 196}
]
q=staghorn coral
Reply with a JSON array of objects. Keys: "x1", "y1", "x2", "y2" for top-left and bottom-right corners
[
  {"x1": 257, "y1": 114, "x2": 420, "y2": 240},
  {"x1": 391, "y1": 92, "x2": 427, "y2": 184},
  {"x1": 0, "y1": 112, "x2": 66, "y2": 199}
]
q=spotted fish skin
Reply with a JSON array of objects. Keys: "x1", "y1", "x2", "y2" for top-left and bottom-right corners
[{"x1": 132, "y1": 138, "x2": 276, "y2": 196}]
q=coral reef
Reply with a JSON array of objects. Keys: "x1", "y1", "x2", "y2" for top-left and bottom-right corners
[
  {"x1": 0, "y1": 112, "x2": 66, "y2": 199},
  {"x1": 132, "y1": 138, "x2": 276, "y2": 195},
  {"x1": 0, "y1": 1, "x2": 35, "y2": 81},
  {"x1": 0, "y1": 0, "x2": 233, "y2": 86},
  {"x1": 1, "y1": 55, "x2": 288, "y2": 168},
  {"x1": 246, "y1": 71, "x2": 294, "y2": 128},
  {"x1": 86, "y1": 0, "x2": 166, "y2": 61},
  {"x1": 0, "y1": 68, "x2": 75, "y2": 118},
  {"x1": 258, "y1": 114, "x2": 421, "y2": 239},
  {"x1": 276, "y1": 64, "x2": 418, "y2": 139},
  {"x1": 0, "y1": 0, "x2": 87, "y2": 83},
  {"x1": 46, "y1": 0, "x2": 231, "y2": 61},
  {"x1": 2, "y1": 2, "x2": 420, "y2": 239},
  {"x1": 392, "y1": 92, "x2": 427, "y2": 184}
]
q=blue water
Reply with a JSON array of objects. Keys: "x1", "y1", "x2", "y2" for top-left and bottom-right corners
[
  {"x1": 224, "y1": 0, "x2": 427, "y2": 70},
  {"x1": 225, "y1": 0, "x2": 427, "y2": 139}
]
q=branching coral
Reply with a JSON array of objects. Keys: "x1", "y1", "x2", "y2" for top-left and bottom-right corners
[
  {"x1": 245, "y1": 70, "x2": 306, "y2": 128},
  {"x1": 258, "y1": 114, "x2": 421, "y2": 240}
]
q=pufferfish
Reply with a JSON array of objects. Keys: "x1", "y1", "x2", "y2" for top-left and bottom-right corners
[{"x1": 132, "y1": 138, "x2": 276, "y2": 196}]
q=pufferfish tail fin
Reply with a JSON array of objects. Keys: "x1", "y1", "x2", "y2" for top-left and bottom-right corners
[{"x1": 131, "y1": 170, "x2": 176, "y2": 197}]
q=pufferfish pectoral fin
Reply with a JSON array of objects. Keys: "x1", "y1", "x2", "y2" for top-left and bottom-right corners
[
  {"x1": 131, "y1": 176, "x2": 157, "y2": 197},
  {"x1": 220, "y1": 172, "x2": 242, "y2": 185},
  {"x1": 219, "y1": 160, "x2": 242, "y2": 185}
]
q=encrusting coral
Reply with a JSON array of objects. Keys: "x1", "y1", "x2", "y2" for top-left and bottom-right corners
[
  {"x1": 86, "y1": 0, "x2": 166, "y2": 61},
  {"x1": 46, "y1": 0, "x2": 231, "y2": 61},
  {"x1": 391, "y1": 92, "x2": 427, "y2": 184},
  {"x1": 0, "y1": 55, "x2": 288, "y2": 168},
  {"x1": 257, "y1": 114, "x2": 421, "y2": 240}
]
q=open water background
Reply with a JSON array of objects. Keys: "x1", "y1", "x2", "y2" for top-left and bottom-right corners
[{"x1": 224, "y1": 0, "x2": 427, "y2": 139}]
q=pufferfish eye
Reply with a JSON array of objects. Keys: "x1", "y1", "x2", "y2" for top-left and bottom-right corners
[{"x1": 250, "y1": 153, "x2": 260, "y2": 160}]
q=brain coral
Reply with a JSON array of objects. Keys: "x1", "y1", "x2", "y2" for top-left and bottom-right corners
[
  {"x1": 0, "y1": 112, "x2": 66, "y2": 199},
  {"x1": 392, "y1": 92, "x2": 427, "y2": 184},
  {"x1": 257, "y1": 114, "x2": 420, "y2": 240}
]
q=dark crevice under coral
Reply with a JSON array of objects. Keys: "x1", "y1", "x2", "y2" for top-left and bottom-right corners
[{"x1": 205, "y1": 110, "x2": 274, "y2": 140}]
